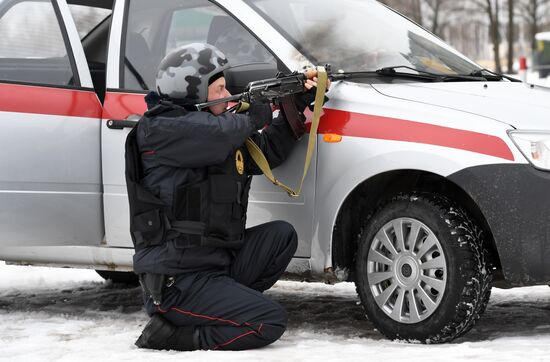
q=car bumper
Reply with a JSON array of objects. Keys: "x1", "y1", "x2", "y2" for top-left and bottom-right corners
[{"x1": 449, "y1": 163, "x2": 550, "y2": 286}]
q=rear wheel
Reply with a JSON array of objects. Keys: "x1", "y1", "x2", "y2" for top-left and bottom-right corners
[
  {"x1": 96, "y1": 270, "x2": 139, "y2": 285},
  {"x1": 355, "y1": 192, "x2": 492, "y2": 343}
]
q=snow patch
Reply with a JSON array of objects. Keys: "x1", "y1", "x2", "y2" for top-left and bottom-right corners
[{"x1": 0, "y1": 262, "x2": 549, "y2": 361}]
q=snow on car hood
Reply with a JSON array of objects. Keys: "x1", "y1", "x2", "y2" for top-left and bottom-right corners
[{"x1": 371, "y1": 82, "x2": 550, "y2": 130}]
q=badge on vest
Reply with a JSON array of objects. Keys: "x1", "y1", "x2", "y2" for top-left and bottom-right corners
[{"x1": 235, "y1": 150, "x2": 244, "y2": 175}]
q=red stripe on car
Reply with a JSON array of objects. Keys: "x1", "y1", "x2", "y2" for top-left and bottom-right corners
[
  {"x1": 102, "y1": 93, "x2": 515, "y2": 161},
  {"x1": 309, "y1": 108, "x2": 515, "y2": 161},
  {"x1": 3, "y1": 86, "x2": 513, "y2": 161},
  {"x1": 102, "y1": 91, "x2": 147, "y2": 120},
  {"x1": 0, "y1": 82, "x2": 102, "y2": 118}
]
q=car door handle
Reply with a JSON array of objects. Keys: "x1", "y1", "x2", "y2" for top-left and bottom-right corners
[{"x1": 106, "y1": 114, "x2": 141, "y2": 129}]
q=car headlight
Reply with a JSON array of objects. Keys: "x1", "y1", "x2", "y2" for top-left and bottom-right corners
[{"x1": 508, "y1": 131, "x2": 550, "y2": 171}]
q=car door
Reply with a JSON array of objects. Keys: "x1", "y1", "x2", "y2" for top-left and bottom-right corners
[
  {"x1": 102, "y1": 0, "x2": 317, "y2": 257},
  {"x1": 0, "y1": 0, "x2": 103, "y2": 247}
]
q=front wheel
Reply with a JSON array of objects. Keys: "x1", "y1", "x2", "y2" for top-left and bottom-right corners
[{"x1": 355, "y1": 193, "x2": 492, "y2": 343}]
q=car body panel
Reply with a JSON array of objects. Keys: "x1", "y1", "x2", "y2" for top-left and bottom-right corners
[
  {"x1": 310, "y1": 82, "x2": 523, "y2": 274},
  {"x1": 0, "y1": 0, "x2": 103, "y2": 247},
  {"x1": 449, "y1": 163, "x2": 550, "y2": 285},
  {"x1": 371, "y1": 82, "x2": 550, "y2": 130},
  {"x1": 0, "y1": 0, "x2": 549, "y2": 286}
]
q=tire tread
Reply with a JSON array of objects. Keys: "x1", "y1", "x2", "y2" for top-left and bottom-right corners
[{"x1": 355, "y1": 192, "x2": 493, "y2": 343}]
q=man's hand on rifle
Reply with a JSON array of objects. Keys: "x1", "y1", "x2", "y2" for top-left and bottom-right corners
[
  {"x1": 295, "y1": 72, "x2": 331, "y2": 113},
  {"x1": 248, "y1": 101, "x2": 273, "y2": 130},
  {"x1": 304, "y1": 75, "x2": 331, "y2": 92}
]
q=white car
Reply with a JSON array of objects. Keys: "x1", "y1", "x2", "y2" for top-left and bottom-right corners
[{"x1": 1, "y1": 0, "x2": 549, "y2": 343}]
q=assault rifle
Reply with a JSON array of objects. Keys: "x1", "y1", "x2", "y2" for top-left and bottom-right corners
[
  {"x1": 195, "y1": 68, "x2": 321, "y2": 111},
  {"x1": 221, "y1": 65, "x2": 330, "y2": 198},
  {"x1": 195, "y1": 67, "x2": 335, "y2": 139}
]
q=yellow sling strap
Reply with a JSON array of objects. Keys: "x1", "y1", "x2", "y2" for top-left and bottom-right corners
[{"x1": 245, "y1": 66, "x2": 328, "y2": 198}]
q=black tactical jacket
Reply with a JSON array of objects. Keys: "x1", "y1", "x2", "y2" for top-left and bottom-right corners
[{"x1": 132, "y1": 102, "x2": 297, "y2": 276}]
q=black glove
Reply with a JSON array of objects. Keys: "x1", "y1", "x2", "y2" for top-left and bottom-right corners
[
  {"x1": 294, "y1": 87, "x2": 329, "y2": 112},
  {"x1": 248, "y1": 101, "x2": 273, "y2": 130}
]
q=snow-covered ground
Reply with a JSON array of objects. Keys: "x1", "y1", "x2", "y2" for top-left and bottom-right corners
[
  {"x1": 0, "y1": 261, "x2": 548, "y2": 362},
  {"x1": 518, "y1": 71, "x2": 550, "y2": 87}
]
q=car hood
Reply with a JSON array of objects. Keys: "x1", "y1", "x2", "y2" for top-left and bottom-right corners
[{"x1": 370, "y1": 82, "x2": 550, "y2": 130}]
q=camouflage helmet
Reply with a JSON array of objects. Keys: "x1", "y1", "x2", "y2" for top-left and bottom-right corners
[{"x1": 155, "y1": 43, "x2": 230, "y2": 103}]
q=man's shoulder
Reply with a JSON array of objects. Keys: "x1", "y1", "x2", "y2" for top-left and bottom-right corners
[{"x1": 144, "y1": 103, "x2": 189, "y2": 118}]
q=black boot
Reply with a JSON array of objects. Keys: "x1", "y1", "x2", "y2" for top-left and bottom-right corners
[{"x1": 135, "y1": 314, "x2": 198, "y2": 351}]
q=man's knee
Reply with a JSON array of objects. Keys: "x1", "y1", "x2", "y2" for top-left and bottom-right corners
[
  {"x1": 266, "y1": 299, "x2": 288, "y2": 328},
  {"x1": 255, "y1": 323, "x2": 286, "y2": 348},
  {"x1": 200, "y1": 299, "x2": 288, "y2": 350},
  {"x1": 271, "y1": 220, "x2": 297, "y2": 249},
  {"x1": 253, "y1": 302, "x2": 288, "y2": 348}
]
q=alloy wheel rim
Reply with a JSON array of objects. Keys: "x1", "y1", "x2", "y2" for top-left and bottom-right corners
[{"x1": 367, "y1": 217, "x2": 447, "y2": 324}]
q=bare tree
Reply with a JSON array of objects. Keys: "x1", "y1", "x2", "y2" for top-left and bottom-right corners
[
  {"x1": 421, "y1": 0, "x2": 470, "y2": 39},
  {"x1": 519, "y1": 0, "x2": 550, "y2": 52},
  {"x1": 375, "y1": 0, "x2": 549, "y2": 68},
  {"x1": 423, "y1": 0, "x2": 445, "y2": 35},
  {"x1": 508, "y1": 0, "x2": 515, "y2": 73},
  {"x1": 379, "y1": 0, "x2": 423, "y2": 25},
  {"x1": 471, "y1": 0, "x2": 502, "y2": 72},
  {"x1": 411, "y1": 0, "x2": 423, "y2": 25}
]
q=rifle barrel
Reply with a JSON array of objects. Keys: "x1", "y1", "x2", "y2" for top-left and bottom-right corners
[{"x1": 195, "y1": 94, "x2": 243, "y2": 110}]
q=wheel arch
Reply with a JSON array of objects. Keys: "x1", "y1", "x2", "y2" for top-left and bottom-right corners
[{"x1": 331, "y1": 169, "x2": 501, "y2": 281}]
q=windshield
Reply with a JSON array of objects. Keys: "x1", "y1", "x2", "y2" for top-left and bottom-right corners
[{"x1": 245, "y1": 0, "x2": 482, "y2": 75}]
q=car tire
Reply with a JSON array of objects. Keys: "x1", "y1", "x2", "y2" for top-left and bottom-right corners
[
  {"x1": 355, "y1": 192, "x2": 492, "y2": 343},
  {"x1": 96, "y1": 270, "x2": 139, "y2": 285}
]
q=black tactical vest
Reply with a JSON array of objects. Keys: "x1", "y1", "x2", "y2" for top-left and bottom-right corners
[
  {"x1": 170, "y1": 145, "x2": 251, "y2": 249},
  {"x1": 125, "y1": 109, "x2": 251, "y2": 252}
]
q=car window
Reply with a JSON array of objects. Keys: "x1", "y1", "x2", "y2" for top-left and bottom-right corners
[
  {"x1": 123, "y1": 0, "x2": 276, "y2": 91},
  {"x1": 0, "y1": 0, "x2": 75, "y2": 86},
  {"x1": 246, "y1": 0, "x2": 481, "y2": 76},
  {"x1": 68, "y1": 4, "x2": 111, "y2": 40}
]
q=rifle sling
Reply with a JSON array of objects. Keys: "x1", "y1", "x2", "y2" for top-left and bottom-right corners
[{"x1": 245, "y1": 66, "x2": 328, "y2": 198}]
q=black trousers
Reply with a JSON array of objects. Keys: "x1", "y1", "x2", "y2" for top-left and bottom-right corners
[{"x1": 144, "y1": 221, "x2": 298, "y2": 350}]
